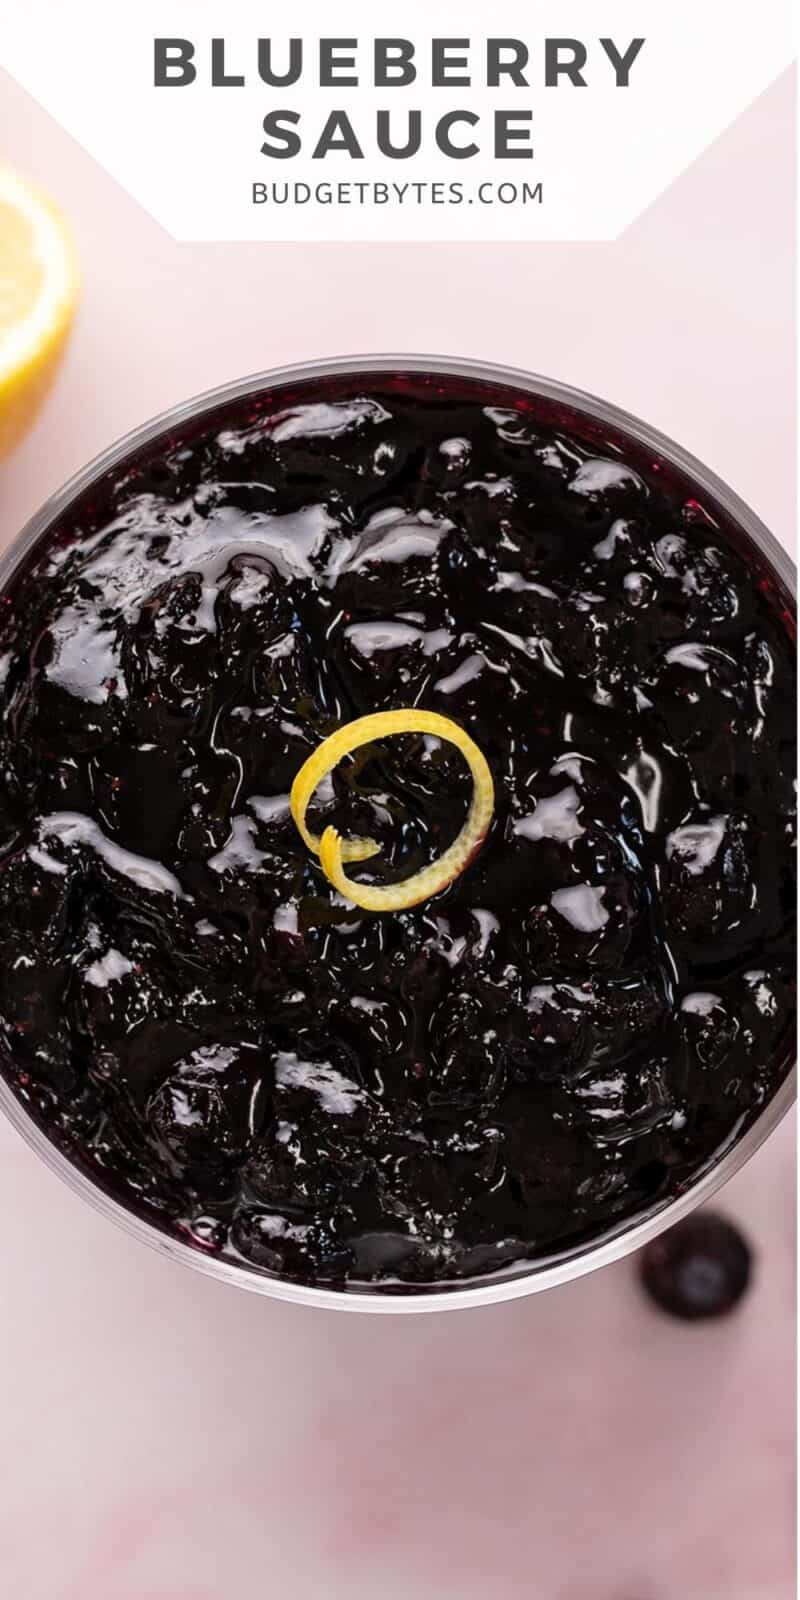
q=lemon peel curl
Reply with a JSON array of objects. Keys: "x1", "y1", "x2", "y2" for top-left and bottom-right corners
[{"x1": 289, "y1": 709, "x2": 494, "y2": 913}]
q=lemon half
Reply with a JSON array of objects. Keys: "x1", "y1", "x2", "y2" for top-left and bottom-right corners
[{"x1": 0, "y1": 166, "x2": 78, "y2": 458}]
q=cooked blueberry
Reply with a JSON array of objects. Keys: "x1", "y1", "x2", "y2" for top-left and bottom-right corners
[
  {"x1": 663, "y1": 812, "x2": 756, "y2": 939},
  {"x1": 146, "y1": 1043, "x2": 265, "y2": 1182},
  {"x1": 232, "y1": 1207, "x2": 353, "y2": 1282},
  {"x1": 679, "y1": 991, "x2": 740, "y2": 1070}
]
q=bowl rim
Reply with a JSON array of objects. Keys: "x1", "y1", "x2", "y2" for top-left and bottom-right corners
[{"x1": 0, "y1": 350, "x2": 795, "y2": 1314}]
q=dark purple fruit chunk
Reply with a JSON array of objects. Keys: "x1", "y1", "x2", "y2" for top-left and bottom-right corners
[{"x1": 145, "y1": 1042, "x2": 265, "y2": 1186}]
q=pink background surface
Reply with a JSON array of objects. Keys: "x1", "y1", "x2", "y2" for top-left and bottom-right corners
[{"x1": 0, "y1": 65, "x2": 796, "y2": 1600}]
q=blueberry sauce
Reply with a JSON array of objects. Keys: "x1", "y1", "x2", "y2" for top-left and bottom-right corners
[{"x1": 0, "y1": 371, "x2": 794, "y2": 1289}]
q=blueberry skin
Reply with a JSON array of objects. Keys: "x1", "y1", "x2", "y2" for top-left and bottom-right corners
[{"x1": 638, "y1": 1212, "x2": 753, "y2": 1320}]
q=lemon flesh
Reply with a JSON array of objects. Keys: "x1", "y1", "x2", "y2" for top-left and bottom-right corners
[{"x1": 0, "y1": 167, "x2": 78, "y2": 458}]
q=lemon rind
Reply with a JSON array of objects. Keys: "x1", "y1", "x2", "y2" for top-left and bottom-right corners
[
  {"x1": 0, "y1": 166, "x2": 78, "y2": 395},
  {"x1": 290, "y1": 708, "x2": 494, "y2": 913}
]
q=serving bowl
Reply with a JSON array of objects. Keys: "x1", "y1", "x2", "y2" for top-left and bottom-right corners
[{"x1": 0, "y1": 353, "x2": 794, "y2": 1313}]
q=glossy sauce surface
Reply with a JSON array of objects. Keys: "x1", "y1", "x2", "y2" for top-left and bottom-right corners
[{"x1": 0, "y1": 373, "x2": 795, "y2": 1288}]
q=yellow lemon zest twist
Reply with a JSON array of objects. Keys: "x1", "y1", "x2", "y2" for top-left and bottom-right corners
[{"x1": 290, "y1": 709, "x2": 494, "y2": 913}]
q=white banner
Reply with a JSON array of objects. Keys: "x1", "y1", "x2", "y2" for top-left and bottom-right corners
[{"x1": 0, "y1": 0, "x2": 793, "y2": 241}]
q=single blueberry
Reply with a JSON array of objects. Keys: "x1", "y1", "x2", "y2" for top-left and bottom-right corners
[{"x1": 638, "y1": 1211, "x2": 752, "y2": 1320}]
